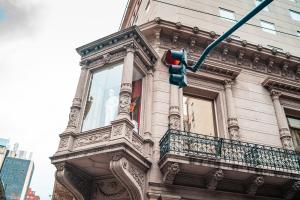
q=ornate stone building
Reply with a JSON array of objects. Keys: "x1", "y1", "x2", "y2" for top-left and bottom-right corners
[{"x1": 50, "y1": 0, "x2": 300, "y2": 199}]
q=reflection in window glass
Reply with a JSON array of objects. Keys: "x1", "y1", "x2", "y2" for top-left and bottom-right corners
[
  {"x1": 183, "y1": 96, "x2": 216, "y2": 136},
  {"x1": 290, "y1": 10, "x2": 300, "y2": 21},
  {"x1": 260, "y1": 20, "x2": 276, "y2": 34},
  {"x1": 82, "y1": 64, "x2": 123, "y2": 131},
  {"x1": 219, "y1": 8, "x2": 235, "y2": 21},
  {"x1": 288, "y1": 117, "x2": 300, "y2": 152}
]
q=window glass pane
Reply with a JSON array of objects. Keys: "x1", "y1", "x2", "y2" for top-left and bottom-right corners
[
  {"x1": 297, "y1": 31, "x2": 300, "y2": 37},
  {"x1": 290, "y1": 10, "x2": 300, "y2": 21},
  {"x1": 183, "y1": 96, "x2": 216, "y2": 136},
  {"x1": 288, "y1": 117, "x2": 300, "y2": 129},
  {"x1": 255, "y1": 0, "x2": 269, "y2": 11},
  {"x1": 82, "y1": 63, "x2": 123, "y2": 131},
  {"x1": 219, "y1": 8, "x2": 235, "y2": 21},
  {"x1": 260, "y1": 20, "x2": 276, "y2": 34}
]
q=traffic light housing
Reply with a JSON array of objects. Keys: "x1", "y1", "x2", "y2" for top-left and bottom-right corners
[{"x1": 165, "y1": 49, "x2": 188, "y2": 88}]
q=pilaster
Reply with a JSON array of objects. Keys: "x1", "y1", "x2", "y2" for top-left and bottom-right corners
[
  {"x1": 270, "y1": 90, "x2": 294, "y2": 150},
  {"x1": 224, "y1": 80, "x2": 239, "y2": 140},
  {"x1": 169, "y1": 85, "x2": 181, "y2": 130}
]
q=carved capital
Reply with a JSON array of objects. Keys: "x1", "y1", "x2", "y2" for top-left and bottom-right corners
[
  {"x1": 206, "y1": 169, "x2": 224, "y2": 190},
  {"x1": 124, "y1": 43, "x2": 136, "y2": 53},
  {"x1": 270, "y1": 90, "x2": 281, "y2": 100},
  {"x1": 246, "y1": 176, "x2": 264, "y2": 196},
  {"x1": 163, "y1": 163, "x2": 180, "y2": 184},
  {"x1": 55, "y1": 163, "x2": 91, "y2": 200},
  {"x1": 110, "y1": 157, "x2": 145, "y2": 200},
  {"x1": 224, "y1": 79, "x2": 233, "y2": 88}
]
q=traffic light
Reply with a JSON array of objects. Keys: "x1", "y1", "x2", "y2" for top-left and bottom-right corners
[{"x1": 165, "y1": 49, "x2": 188, "y2": 88}]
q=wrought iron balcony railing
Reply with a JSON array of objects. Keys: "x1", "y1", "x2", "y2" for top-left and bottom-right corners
[{"x1": 160, "y1": 129, "x2": 300, "y2": 173}]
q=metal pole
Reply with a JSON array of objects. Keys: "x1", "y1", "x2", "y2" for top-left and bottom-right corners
[{"x1": 188, "y1": 0, "x2": 273, "y2": 72}]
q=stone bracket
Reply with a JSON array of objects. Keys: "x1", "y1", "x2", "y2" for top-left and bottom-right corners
[
  {"x1": 55, "y1": 162, "x2": 91, "y2": 200},
  {"x1": 110, "y1": 154, "x2": 145, "y2": 200},
  {"x1": 163, "y1": 163, "x2": 180, "y2": 185},
  {"x1": 246, "y1": 176, "x2": 264, "y2": 196},
  {"x1": 284, "y1": 181, "x2": 300, "y2": 200},
  {"x1": 206, "y1": 169, "x2": 224, "y2": 190}
]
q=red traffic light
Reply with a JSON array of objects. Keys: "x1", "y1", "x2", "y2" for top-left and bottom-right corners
[{"x1": 166, "y1": 50, "x2": 181, "y2": 65}]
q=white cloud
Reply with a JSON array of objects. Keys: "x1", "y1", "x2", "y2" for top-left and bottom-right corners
[{"x1": 0, "y1": 0, "x2": 128, "y2": 199}]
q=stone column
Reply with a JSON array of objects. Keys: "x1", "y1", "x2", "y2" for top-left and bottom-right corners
[
  {"x1": 111, "y1": 46, "x2": 135, "y2": 141},
  {"x1": 224, "y1": 80, "x2": 239, "y2": 140},
  {"x1": 118, "y1": 46, "x2": 135, "y2": 120},
  {"x1": 270, "y1": 90, "x2": 294, "y2": 150},
  {"x1": 58, "y1": 67, "x2": 88, "y2": 152},
  {"x1": 64, "y1": 67, "x2": 89, "y2": 133},
  {"x1": 169, "y1": 85, "x2": 181, "y2": 130},
  {"x1": 143, "y1": 69, "x2": 154, "y2": 158}
]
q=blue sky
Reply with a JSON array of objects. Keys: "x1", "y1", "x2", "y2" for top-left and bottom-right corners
[{"x1": 0, "y1": 0, "x2": 128, "y2": 199}]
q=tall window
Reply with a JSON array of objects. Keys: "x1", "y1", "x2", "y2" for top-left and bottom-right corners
[
  {"x1": 183, "y1": 95, "x2": 216, "y2": 136},
  {"x1": 219, "y1": 8, "x2": 235, "y2": 21},
  {"x1": 255, "y1": 0, "x2": 269, "y2": 11},
  {"x1": 290, "y1": 10, "x2": 300, "y2": 21},
  {"x1": 287, "y1": 116, "x2": 300, "y2": 152},
  {"x1": 82, "y1": 63, "x2": 123, "y2": 131},
  {"x1": 260, "y1": 20, "x2": 276, "y2": 34}
]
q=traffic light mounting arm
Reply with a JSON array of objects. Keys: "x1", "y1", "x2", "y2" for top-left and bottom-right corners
[{"x1": 187, "y1": 0, "x2": 273, "y2": 72}]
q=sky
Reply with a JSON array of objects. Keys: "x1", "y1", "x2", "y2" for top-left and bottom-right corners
[{"x1": 0, "y1": 0, "x2": 128, "y2": 199}]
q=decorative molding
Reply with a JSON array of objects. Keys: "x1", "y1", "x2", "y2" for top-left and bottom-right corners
[
  {"x1": 110, "y1": 157, "x2": 145, "y2": 200},
  {"x1": 262, "y1": 77, "x2": 300, "y2": 96},
  {"x1": 76, "y1": 26, "x2": 158, "y2": 69},
  {"x1": 246, "y1": 176, "x2": 264, "y2": 196},
  {"x1": 206, "y1": 169, "x2": 224, "y2": 190},
  {"x1": 74, "y1": 130, "x2": 110, "y2": 148},
  {"x1": 92, "y1": 178, "x2": 129, "y2": 199},
  {"x1": 55, "y1": 163, "x2": 91, "y2": 200},
  {"x1": 163, "y1": 163, "x2": 180, "y2": 184},
  {"x1": 140, "y1": 19, "x2": 300, "y2": 82}
]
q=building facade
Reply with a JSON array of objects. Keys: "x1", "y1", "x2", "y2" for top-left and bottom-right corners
[{"x1": 50, "y1": 0, "x2": 300, "y2": 199}]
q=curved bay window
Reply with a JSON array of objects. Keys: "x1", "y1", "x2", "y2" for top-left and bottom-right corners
[
  {"x1": 183, "y1": 95, "x2": 217, "y2": 136},
  {"x1": 82, "y1": 63, "x2": 123, "y2": 132}
]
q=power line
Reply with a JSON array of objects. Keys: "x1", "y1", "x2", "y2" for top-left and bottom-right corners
[{"x1": 153, "y1": 0, "x2": 299, "y2": 38}]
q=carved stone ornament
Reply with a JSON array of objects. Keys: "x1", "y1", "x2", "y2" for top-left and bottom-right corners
[
  {"x1": 56, "y1": 163, "x2": 91, "y2": 200},
  {"x1": 268, "y1": 59, "x2": 274, "y2": 73},
  {"x1": 74, "y1": 131, "x2": 110, "y2": 147},
  {"x1": 252, "y1": 54, "x2": 260, "y2": 69},
  {"x1": 206, "y1": 169, "x2": 224, "y2": 190},
  {"x1": 169, "y1": 114, "x2": 180, "y2": 130},
  {"x1": 281, "y1": 136, "x2": 294, "y2": 150},
  {"x1": 58, "y1": 138, "x2": 69, "y2": 150},
  {"x1": 193, "y1": 26, "x2": 199, "y2": 34},
  {"x1": 119, "y1": 92, "x2": 131, "y2": 114},
  {"x1": 222, "y1": 47, "x2": 229, "y2": 61},
  {"x1": 237, "y1": 50, "x2": 245, "y2": 65},
  {"x1": 112, "y1": 125, "x2": 123, "y2": 137},
  {"x1": 270, "y1": 90, "x2": 281, "y2": 100},
  {"x1": 296, "y1": 66, "x2": 300, "y2": 80},
  {"x1": 246, "y1": 176, "x2": 264, "y2": 196},
  {"x1": 110, "y1": 157, "x2": 145, "y2": 200},
  {"x1": 163, "y1": 163, "x2": 180, "y2": 184},
  {"x1": 67, "y1": 107, "x2": 80, "y2": 128},
  {"x1": 93, "y1": 179, "x2": 129, "y2": 199},
  {"x1": 282, "y1": 62, "x2": 289, "y2": 77}
]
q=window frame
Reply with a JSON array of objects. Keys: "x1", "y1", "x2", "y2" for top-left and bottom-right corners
[{"x1": 180, "y1": 79, "x2": 227, "y2": 138}]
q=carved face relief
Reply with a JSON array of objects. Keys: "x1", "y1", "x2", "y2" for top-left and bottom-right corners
[
  {"x1": 169, "y1": 115, "x2": 180, "y2": 130},
  {"x1": 119, "y1": 93, "x2": 131, "y2": 113}
]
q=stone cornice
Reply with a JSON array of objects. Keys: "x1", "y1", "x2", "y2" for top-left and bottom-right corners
[
  {"x1": 76, "y1": 26, "x2": 158, "y2": 69},
  {"x1": 139, "y1": 19, "x2": 300, "y2": 83},
  {"x1": 262, "y1": 77, "x2": 300, "y2": 98}
]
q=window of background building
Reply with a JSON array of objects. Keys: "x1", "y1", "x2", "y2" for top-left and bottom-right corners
[
  {"x1": 287, "y1": 116, "x2": 300, "y2": 152},
  {"x1": 219, "y1": 8, "x2": 235, "y2": 21},
  {"x1": 289, "y1": 10, "x2": 300, "y2": 21},
  {"x1": 255, "y1": 0, "x2": 269, "y2": 11},
  {"x1": 82, "y1": 63, "x2": 123, "y2": 132},
  {"x1": 260, "y1": 20, "x2": 276, "y2": 34},
  {"x1": 183, "y1": 95, "x2": 216, "y2": 136}
]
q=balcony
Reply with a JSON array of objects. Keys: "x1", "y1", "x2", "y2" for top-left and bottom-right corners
[{"x1": 159, "y1": 129, "x2": 300, "y2": 199}]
